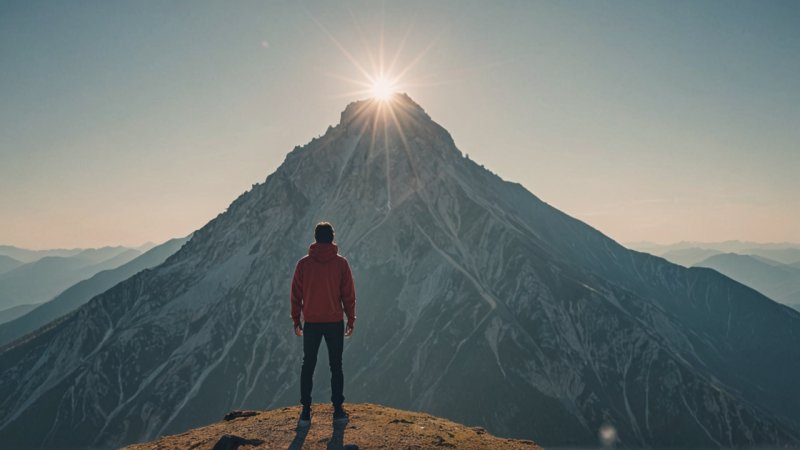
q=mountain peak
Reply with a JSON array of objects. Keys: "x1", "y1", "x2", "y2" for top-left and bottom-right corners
[
  {"x1": 275, "y1": 91, "x2": 464, "y2": 211},
  {"x1": 339, "y1": 93, "x2": 431, "y2": 128}
]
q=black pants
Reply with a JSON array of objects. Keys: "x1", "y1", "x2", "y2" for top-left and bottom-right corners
[{"x1": 300, "y1": 320, "x2": 344, "y2": 408}]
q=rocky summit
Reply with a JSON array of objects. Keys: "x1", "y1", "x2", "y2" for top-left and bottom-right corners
[
  {"x1": 123, "y1": 403, "x2": 540, "y2": 450},
  {"x1": 1, "y1": 94, "x2": 799, "y2": 449}
]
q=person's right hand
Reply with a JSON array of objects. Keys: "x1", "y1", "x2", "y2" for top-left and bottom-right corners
[{"x1": 294, "y1": 324, "x2": 303, "y2": 337}]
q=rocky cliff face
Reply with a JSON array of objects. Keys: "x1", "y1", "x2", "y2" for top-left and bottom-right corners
[{"x1": 1, "y1": 95, "x2": 799, "y2": 449}]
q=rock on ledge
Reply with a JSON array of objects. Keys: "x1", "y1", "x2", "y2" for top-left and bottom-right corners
[{"x1": 123, "y1": 403, "x2": 540, "y2": 450}]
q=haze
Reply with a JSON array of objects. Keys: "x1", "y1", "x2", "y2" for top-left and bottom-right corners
[{"x1": 1, "y1": 0, "x2": 798, "y2": 249}]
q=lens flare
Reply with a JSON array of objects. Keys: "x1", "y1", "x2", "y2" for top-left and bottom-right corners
[
  {"x1": 599, "y1": 423, "x2": 618, "y2": 447},
  {"x1": 371, "y1": 78, "x2": 395, "y2": 100}
]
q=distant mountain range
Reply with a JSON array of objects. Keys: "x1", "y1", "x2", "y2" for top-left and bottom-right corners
[
  {"x1": 0, "y1": 246, "x2": 144, "y2": 310},
  {"x1": 659, "y1": 248, "x2": 723, "y2": 267},
  {"x1": 694, "y1": 253, "x2": 800, "y2": 311},
  {"x1": 0, "y1": 303, "x2": 42, "y2": 325},
  {"x1": 0, "y1": 245, "x2": 86, "y2": 264},
  {"x1": 629, "y1": 240, "x2": 800, "y2": 254},
  {"x1": 0, "y1": 235, "x2": 190, "y2": 346},
  {"x1": 0, "y1": 255, "x2": 23, "y2": 275},
  {"x1": 628, "y1": 241, "x2": 800, "y2": 266},
  {"x1": 628, "y1": 241, "x2": 800, "y2": 310},
  {"x1": 1, "y1": 95, "x2": 798, "y2": 449}
]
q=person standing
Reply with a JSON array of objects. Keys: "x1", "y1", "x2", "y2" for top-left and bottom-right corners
[{"x1": 291, "y1": 222, "x2": 356, "y2": 426}]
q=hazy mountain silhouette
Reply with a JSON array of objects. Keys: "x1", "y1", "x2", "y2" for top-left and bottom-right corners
[
  {"x1": 0, "y1": 246, "x2": 142, "y2": 310},
  {"x1": 658, "y1": 247, "x2": 722, "y2": 266},
  {"x1": 750, "y1": 248, "x2": 800, "y2": 265},
  {"x1": 629, "y1": 240, "x2": 800, "y2": 254},
  {"x1": 0, "y1": 303, "x2": 42, "y2": 325},
  {"x1": 135, "y1": 241, "x2": 159, "y2": 253},
  {"x1": 631, "y1": 241, "x2": 800, "y2": 266},
  {"x1": 0, "y1": 255, "x2": 23, "y2": 275},
  {"x1": 1, "y1": 95, "x2": 799, "y2": 449},
  {"x1": 0, "y1": 236, "x2": 190, "y2": 347},
  {"x1": 0, "y1": 245, "x2": 85, "y2": 264},
  {"x1": 694, "y1": 253, "x2": 800, "y2": 310}
]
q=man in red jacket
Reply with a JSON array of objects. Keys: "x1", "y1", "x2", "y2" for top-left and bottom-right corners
[{"x1": 291, "y1": 222, "x2": 356, "y2": 427}]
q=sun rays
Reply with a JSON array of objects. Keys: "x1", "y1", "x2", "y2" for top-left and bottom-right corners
[
  {"x1": 303, "y1": 3, "x2": 451, "y2": 107},
  {"x1": 370, "y1": 77, "x2": 396, "y2": 101},
  {"x1": 300, "y1": 7, "x2": 451, "y2": 215}
]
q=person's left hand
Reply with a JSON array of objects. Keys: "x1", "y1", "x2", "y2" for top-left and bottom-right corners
[
  {"x1": 294, "y1": 324, "x2": 303, "y2": 337},
  {"x1": 345, "y1": 323, "x2": 353, "y2": 337}
]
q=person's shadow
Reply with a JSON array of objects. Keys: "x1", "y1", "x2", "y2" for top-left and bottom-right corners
[
  {"x1": 325, "y1": 420, "x2": 346, "y2": 450},
  {"x1": 288, "y1": 419, "x2": 356, "y2": 450},
  {"x1": 287, "y1": 424, "x2": 309, "y2": 450}
]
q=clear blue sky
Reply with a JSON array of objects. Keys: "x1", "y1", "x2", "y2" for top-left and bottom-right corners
[{"x1": 1, "y1": 0, "x2": 798, "y2": 249}]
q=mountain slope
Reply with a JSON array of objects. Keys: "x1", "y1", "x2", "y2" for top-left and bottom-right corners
[
  {"x1": 658, "y1": 247, "x2": 722, "y2": 266},
  {"x1": 0, "y1": 236, "x2": 190, "y2": 346},
  {"x1": 695, "y1": 253, "x2": 800, "y2": 308},
  {"x1": 0, "y1": 95, "x2": 799, "y2": 449},
  {"x1": 0, "y1": 255, "x2": 23, "y2": 275},
  {"x1": 0, "y1": 247, "x2": 142, "y2": 310},
  {"x1": 0, "y1": 303, "x2": 42, "y2": 325},
  {"x1": 744, "y1": 248, "x2": 800, "y2": 265},
  {"x1": 124, "y1": 403, "x2": 539, "y2": 450},
  {"x1": 81, "y1": 248, "x2": 142, "y2": 273}
]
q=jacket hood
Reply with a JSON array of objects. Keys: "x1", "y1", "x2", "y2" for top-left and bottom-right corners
[{"x1": 308, "y1": 242, "x2": 338, "y2": 263}]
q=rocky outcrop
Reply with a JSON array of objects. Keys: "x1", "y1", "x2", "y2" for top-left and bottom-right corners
[{"x1": 124, "y1": 403, "x2": 539, "y2": 450}]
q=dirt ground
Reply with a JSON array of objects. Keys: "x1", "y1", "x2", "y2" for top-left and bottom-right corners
[{"x1": 123, "y1": 402, "x2": 541, "y2": 450}]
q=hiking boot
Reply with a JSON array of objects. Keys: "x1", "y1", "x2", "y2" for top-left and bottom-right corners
[
  {"x1": 333, "y1": 405, "x2": 349, "y2": 423},
  {"x1": 298, "y1": 406, "x2": 311, "y2": 427}
]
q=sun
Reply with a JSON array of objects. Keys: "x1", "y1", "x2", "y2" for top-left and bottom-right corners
[
  {"x1": 308, "y1": 16, "x2": 438, "y2": 104},
  {"x1": 370, "y1": 77, "x2": 396, "y2": 101}
]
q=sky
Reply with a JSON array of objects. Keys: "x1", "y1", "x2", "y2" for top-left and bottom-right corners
[{"x1": 1, "y1": 0, "x2": 799, "y2": 249}]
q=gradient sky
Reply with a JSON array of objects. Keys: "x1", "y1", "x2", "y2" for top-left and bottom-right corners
[{"x1": 2, "y1": 0, "x2": 799, "y2": 249}]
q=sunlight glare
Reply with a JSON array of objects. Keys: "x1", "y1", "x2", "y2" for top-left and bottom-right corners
[{"x1": 371, "y1": 77, "x2": 396, "y2": 101}]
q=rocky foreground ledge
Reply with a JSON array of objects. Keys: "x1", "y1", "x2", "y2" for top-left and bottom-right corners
[{"x1": 124, "y1": 403, "x2": 540, "y2": 450}]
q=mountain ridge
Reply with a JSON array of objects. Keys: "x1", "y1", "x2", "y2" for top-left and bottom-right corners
[
  {"x1": 694, "y1": 252, "x2": 800, "y2": 309},
  {"x1": 0, "y1": 255, "x2": 23, "y2": 275},
  {"x1": 0, "y1": 235, "x2": 191, "y2": 347},
  {"x1": 0, "y1": 247, "x2": 142, "y2": 310}
]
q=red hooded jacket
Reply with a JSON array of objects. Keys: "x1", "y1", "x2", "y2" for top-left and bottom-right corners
[{"x1": 291, "y1": 242, "x2": 356, "y2": 327}]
